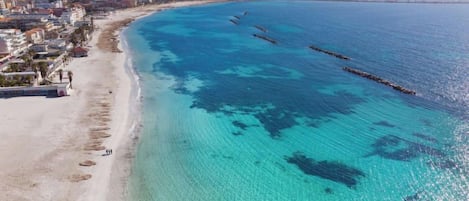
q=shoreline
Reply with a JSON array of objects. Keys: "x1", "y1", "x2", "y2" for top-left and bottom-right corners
[
  {"x1": 0, "y1": 1, "x2": 226, "y2": 201},
  {"x1": 82, "y1": 1, "x2": 228, "y2": 200}
]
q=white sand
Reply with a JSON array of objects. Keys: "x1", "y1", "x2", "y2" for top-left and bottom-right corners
[{"x1": 0, "y1": 1, "x2": 223, "y2": 200}]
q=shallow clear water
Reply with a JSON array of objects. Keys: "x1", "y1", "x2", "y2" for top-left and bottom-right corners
[{"x1": 124, "y1": 1, "x2": 469, "y2": 200}]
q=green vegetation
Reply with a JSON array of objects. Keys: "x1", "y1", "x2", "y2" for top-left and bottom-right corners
[
  {"x1": 21, "y1": 49, "x2": 36, "y2": 67},
  {"x1": 38, "y1": 62, "x2": 49, "y2": 79},
  {"x1": 4, "y1": 63, "x2": 21, "y2": 72},
  {"x1": 0, "y1": 74, "x2": 34, "y2": 87},
  {"x1": 71, "y1": 25, "x2": 93, "y2": 47}
]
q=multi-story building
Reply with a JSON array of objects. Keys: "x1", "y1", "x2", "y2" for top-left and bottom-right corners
[
  {"x1": 0, "y1": 17, "x2": 51, "y2": 31},
  {"x1": 0, "y1": 0, "x2": 6, "y2": 9},
  {"x1": 0, "y1": 28, "x2": 29, "y2": 56},
  {"x1": 14, "y1": 0, "x2": 31, "y2": 9},
  {"x1": 6, "y1": 0, "x2": 16, "y2": 8},
  {"x1": 34, "y1": 0, "x2": 63, "y2": 8},
  {"x1": 4, "y1": 12, "x2": 59, "y2": 31},
  {"x1": 61, "y1": 4, "x2": 86, "y2": 25},
  {"x1": 34, "y1": 0, "x2": 51, "y2": 8},
  {"x1": 25, "y1": 27, "x2": 44, "y2": 44},
  {"x1": 9, "y1": 13, "x2": 54, "y2": 21}
]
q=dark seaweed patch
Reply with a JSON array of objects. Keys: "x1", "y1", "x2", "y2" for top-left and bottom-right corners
[
  {"x1": 232, "y1": 120, "x2": 248, "y2": 130},
  {"x1": 285, "y1": 152, "x2": 365, "y2": 188},
  {"x1": 254, "y1": 109, "x2": 297, "y2": 138},
  {"x1": 373, "y1": 121, "x2": 396, "y2": 128},
  {"x1": 142, "y1": 16, "x2": 364, "y2": 139},
  {"x1": 324, "y1": 187, "x2": 333, "y2": 194},
  {"x1": 232, "y1": 131, "x2": 243, "y2": 136},
  {"x1": 412, "y1": 133, "x2": 438, "y2": 143},
  {"x1": 367, "y1": 135, "x2": 445, "y2": 161}
]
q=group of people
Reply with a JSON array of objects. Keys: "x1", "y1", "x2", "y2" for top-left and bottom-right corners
[{"x1": 105, "y1": 149, "x2": 113, "y2": 155}]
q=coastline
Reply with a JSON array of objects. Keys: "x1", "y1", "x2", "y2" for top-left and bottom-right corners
[
  {"x1": 0, "y1": 1, "x2": 225, "y2": 201},
  {"x1": 101, "y1": 2, "x2": 229, "y2": 200}
]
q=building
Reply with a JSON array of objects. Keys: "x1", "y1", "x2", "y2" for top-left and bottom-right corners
[
  {"x1": 9, "y1": 12, "x2": 53, "y2": 21},
  {"x1": 47, "y1": 38, "x2": 71, "y2": 50},
  {"x1": 34, "y1": 0, "x2": 63, "y2": 8},
  {"x1": 34, "y1": 0, "x2": 52, "y2": 8},
  {"x1": 25, "y1": 27, "x2": 45, "y2": 44},
  {"x1": 69, "y1": 46, "x2": 87, "y2": 57},
  {"x1": 137, "y1": 0, "x2": 152, "y2": 5},
  {"x1": 0, "y1": 16, "x2": 57, "y2": 32},
  {"x1": 9, "y1": 6, "x2": 25, "y2": 13},
  {"x1": 30, "y1": 43, "x2": 47, "y2": 52},
  {"x1": 0, "y1": 0, "x2": 6, "y2": 9},
  {"x1": 60, "y1": 4, "x2": 86, "y2": 25},
  {"x1": 5, "y1": 0, "x2": 17, "y2": 8},
  {"x1": 14, "y1": 0, "x2": 31, "y2": 8},
  {"x1": 0, "y1": 28, "x2": 29, "y2": 56}
]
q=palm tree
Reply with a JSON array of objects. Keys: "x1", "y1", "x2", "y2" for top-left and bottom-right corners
[
  {"x1": 0, "y1": 75, "x2": 5, "y2": 87},
  {"x1": 62, "y1": 53, "x2": 70, "y2": 64},
  {"x1": 58, "y1": 69, "x2": 63, "y2": 83},
  {"x1": 38, "y1": 62, "x2": 49, "y2": 80},
  {"x1": 21, "y1": 49, "x2": 36, "y2": 70},
  {"x1": 26, "y1": 75, "x2": 34, "y2": 85},
  {"x1": 27, "y1": 49, "x2": 36, "y2": 59},
  {"x1": 8, "y1": 63, "x2": 20, "y2": 72},
  {"x1": 21, "y1": 55, "x2": 32, "y2": 68},
  {"x1": 70, "y1": 35, "x2": 79, "y2": 48},
  {"x1": 90, "y1": 17, "x2": 95, "y2": 32}
]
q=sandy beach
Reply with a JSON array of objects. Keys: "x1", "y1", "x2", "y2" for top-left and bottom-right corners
[{"x1": 0, "y1": 1, "x2": 222, "y2": 200}]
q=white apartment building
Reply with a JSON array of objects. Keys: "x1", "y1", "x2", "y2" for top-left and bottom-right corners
[
  {"x1": 25, "y1": 28, "x2": 45, "y2": 44},
  {"x1": 61, "y1": 5, "x2": 86, "y2": 25},
  {"x1": 34, "y1": 0, "x2": 63, "y2": 8},
  {"x1": 0, "y1": 29, "x2": 29, "y2": 56},
  {"x1": 8, "y1": 13, "x2": 52, "y2": 21},
  {"x1": 0, "y1": 0, "x2": 6, "y2": 9}
]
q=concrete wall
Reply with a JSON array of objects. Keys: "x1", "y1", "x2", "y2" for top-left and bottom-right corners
[{"x1": 0, "y1": 83, "x2": 70, "y2": 97}]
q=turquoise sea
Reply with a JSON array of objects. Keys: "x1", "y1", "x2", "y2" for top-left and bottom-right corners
[{"x1": 124, "y1": 1, "x2": 469, "y2": 200}]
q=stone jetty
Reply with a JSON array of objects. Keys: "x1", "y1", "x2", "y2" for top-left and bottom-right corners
[
  {"x1": 252, "y1": 34, "x2": 277, "y2": 44},
  {"x1": 343, "y1": 67, "x2": 416, "y2": 95},
  {"x1": 254, "y1": 25, "x2": 268, "y2": 33},
  {"x1": 229, "y1": 19, "x2": 239, "y2": 25},
  {"x1": 309, "y1": 45, "x2": 350, "y2": 60}
]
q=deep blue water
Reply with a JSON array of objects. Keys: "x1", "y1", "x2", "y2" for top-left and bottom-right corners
[{"x1": 124, "y1": 1, "x2": 469, "y2": 200}]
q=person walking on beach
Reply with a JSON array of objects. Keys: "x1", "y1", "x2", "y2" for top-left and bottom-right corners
[
  {"x1": 105, "y1": 149, "x2": 113, "y2": 155},
  {"x1": 68, "y1": 71, "x2": 73, "y2": 89}
]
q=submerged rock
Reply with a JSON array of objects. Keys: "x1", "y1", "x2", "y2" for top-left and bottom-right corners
[
  {"x1": 343, "y1": 67, "x2": 416, "y2": 95},
  {"x1": 254, "y1": 25, "x2": 268, "y2": 33},
  {"x1": 367, "y1": 135, "x2": 445, "y2": 161},
  {"x1": 309, "y1": 45, "x2": 350, "y2": 60},
  {"x1": 285, "y1": 152, "x2": 365, "y2": 188},
  {"x1": 252, "y1": 34, "x2": 277, "y2": 44},
  {"x1": 373, "y1": 121, "x2": 396, "y2": 128},
  {"x1": 229, "y1": 19, "x2": 239, "y2": 25}
]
